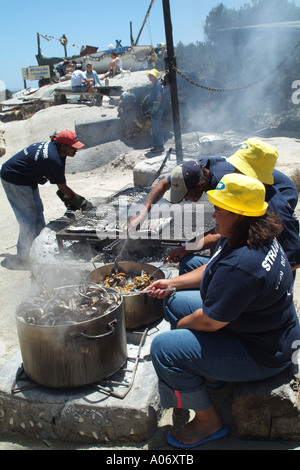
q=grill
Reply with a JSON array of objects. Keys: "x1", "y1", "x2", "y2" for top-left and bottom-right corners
[{"x1": 55, "y1": 186, "x2": 215, "y2": 253}]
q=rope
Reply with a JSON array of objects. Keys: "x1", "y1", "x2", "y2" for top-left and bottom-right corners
[
  {"x1": 146, "y1": 18, "x2": 153, "y2": 46},
  {"x1": 169, "y1": 38, "x2": 300, "y2": 93}
]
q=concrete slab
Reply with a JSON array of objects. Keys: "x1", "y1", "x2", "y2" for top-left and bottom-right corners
[
  {"x1": 0, "y1": 321, "x2": 170, "y2": 445},
  {"x1": 75, "y1": 109, "x2": 122, "y2": 148}
]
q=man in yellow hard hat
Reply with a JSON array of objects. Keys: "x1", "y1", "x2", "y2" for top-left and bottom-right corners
[{"x1": 146, "y1": 69, "x2": 164, "y2": 154}]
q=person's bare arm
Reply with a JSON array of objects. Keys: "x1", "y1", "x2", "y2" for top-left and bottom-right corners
[
  {"x1": 57, "y1": 183, "x2": 75, "y2": 199},
  {"x1": 128, "y1": 177, "x2": 170, "y2": 231}
]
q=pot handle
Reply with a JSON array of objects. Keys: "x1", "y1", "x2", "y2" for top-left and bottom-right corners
[{"x1": 80, "y1": 320, "x2": 117, "y2": 340}]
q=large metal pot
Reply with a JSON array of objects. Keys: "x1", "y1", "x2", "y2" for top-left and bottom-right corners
[
  {"x1": 87, "y1": 262, "x2": 165, "y2": 329},
  {"x1": 16, "y1": 288, "x2": 127, "y2": 388}
]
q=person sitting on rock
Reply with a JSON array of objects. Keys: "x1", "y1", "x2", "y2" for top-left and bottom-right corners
[
  {"x1": 100, "y1": 52, "x2": 123, "y2": 79},
  {"x1": 71, "y1": 64, "x2": 94, "y2": 100},
  {"x1": 148, "y1": 173, "x2": 300, "y2": 449},
  {"x1": 85, "y1": 62, "x2": 102, "y2": 87}
]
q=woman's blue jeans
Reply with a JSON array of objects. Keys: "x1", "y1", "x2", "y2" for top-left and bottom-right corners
[
  {"x1": 1, "y1": 179, "x2": 46, "y2": 258},
  {"x1": 179, "y1": 253, "x2": 209, "y2": 275},
  {"x1": 150, "y1": 288, "x2": 289, "y2": 411}
]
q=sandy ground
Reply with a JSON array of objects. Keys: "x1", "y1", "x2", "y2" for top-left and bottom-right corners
[{"x1": 1, "y1": 96, "x2": 300, "y2": 450}]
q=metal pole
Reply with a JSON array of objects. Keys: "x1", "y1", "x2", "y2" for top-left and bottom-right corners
[
  {"x1": 162, "y1": 0, "x2": 183, "y2": 163},
  {"x1": 134, "y1": 0, "x2": 156, "y2": 46}
]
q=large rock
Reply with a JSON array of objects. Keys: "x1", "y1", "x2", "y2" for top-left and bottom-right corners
[
  {"x1": 133, "y1": 153, "x2": 176, "y2": 187},
  {"x1": 232, "y1": 361, "x2": 300, "y2": 440}
]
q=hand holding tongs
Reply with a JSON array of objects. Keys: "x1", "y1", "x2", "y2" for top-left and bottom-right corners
[{"x1": 123, "y1": 287, "x2": 176, "y2": 296}]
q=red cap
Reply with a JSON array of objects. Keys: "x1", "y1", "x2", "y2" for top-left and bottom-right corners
[{"x1": 54, "y1": 130, "x2": 84, "y2": 149}]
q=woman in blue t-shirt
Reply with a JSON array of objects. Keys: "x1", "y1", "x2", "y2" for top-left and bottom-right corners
[{"x1": 148, "y1": 173, "x2": 300, "y2": 449}]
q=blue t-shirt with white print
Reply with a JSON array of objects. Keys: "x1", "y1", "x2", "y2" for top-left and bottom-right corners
[
  {"x1": 1, "y1": 141, "x2": 66, "y2": 189},
  {"x1": 200, "y1": 236, "x2": 300, "y2": 368}
]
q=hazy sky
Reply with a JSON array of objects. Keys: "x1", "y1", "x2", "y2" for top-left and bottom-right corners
[{"x1": 0, "y1": 0, "x2": 258, "y2": 91}]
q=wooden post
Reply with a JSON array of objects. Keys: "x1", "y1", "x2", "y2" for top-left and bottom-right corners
[
  {"x1": 162, "y1": 0, "x2": 183, "y2": 164},
  {"x1": 61, "y1": 34, "x2": 68, "y2": 57},
  {"x1": 37, "y1": 33, "x2": 41, "y2": 58}
]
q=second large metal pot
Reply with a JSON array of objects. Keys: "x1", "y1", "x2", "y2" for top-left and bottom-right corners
[{"x1": 87, "y1": 262, "x2": 165, "y2": 329}]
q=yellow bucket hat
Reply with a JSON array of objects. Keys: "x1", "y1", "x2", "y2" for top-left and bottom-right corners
[
  {"x1": 207, "y1": 173, "x2": 268, "y2": 217},
  {"x1": 227, "y1": 138, "x2": 278, "y2": 185},
  {"x1": 146, "y1": 68, "x2": 160, "y2": 79}
]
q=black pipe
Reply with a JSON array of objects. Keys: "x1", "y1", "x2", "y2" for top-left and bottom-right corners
[{"x1": 162, "y1": 0, "x2": 183, "y2": 163}]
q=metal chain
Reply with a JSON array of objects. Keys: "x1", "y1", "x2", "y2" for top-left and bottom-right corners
[{"x1": 169, "y1": 38, "x2": 300, "y2": 93}]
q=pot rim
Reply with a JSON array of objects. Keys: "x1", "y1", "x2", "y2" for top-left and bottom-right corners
[{"x1": 15, "y1": 287, "x2": 123, "y2": 329}]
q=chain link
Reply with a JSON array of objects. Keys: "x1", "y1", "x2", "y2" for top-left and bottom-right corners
[{"x1": 169, "y1": 39, "x2": 300, "y2": 93}]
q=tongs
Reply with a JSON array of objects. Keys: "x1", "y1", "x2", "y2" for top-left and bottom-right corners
[
  {"x1": 122, "y1": 287, "x2": 176, "y2": 296},
  {"x1": 112, "y1": 255, "x2": 118, "y2": 272},
  {"x1": 150, "y1": 261, "x2": 169, "y2": 279}
]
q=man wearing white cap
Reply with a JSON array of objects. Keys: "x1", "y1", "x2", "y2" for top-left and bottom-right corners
[{"x1": 147, "y1": 69, "x2": 164, "y2": 153}]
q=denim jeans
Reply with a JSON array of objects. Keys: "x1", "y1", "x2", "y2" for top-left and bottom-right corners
[
  {"x1": 72, "y1": 84, "x2": 88, "y2": 92},
  {"x1": 151, "y1": 110, "x2": 164, "y2": 149},
  {"x1": 1, "y1": 179, "x2": 46, "y2": 258},
  {"x1": 150, "y1": 289, "x2": 289, "y2": 411},
  {"x1": 179, "y1": 254, "x2": 210, "y2": 275}
]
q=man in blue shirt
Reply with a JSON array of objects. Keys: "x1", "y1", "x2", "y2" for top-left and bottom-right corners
[
  {"x1": 1, "y1": 130, "x2": 92, "y2": 267},
  {"x1": 147, "y1": 69, "x2": 164, "y2": 153},
  {"x1": 131, "y1": 139, "x2": 299, "y2": 274}
]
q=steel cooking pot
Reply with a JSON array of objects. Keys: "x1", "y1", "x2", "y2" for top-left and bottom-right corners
[
  {"x1": 87, "y1": 261, "x2": 165, "y2": 329},
  {"x1": 15, "y1": 288, "x2": 127, "y2": 388}
]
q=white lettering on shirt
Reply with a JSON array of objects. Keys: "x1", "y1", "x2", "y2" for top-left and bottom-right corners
[
  {"x1": 43, "y1": 141, "x2": 49, "y2": 159},
  {"x1": 34, "y1": 143, "x2": 43, "y2": 161},
  {"x1": 261, "y1": 239, "x2": 280, "y2": 272}
]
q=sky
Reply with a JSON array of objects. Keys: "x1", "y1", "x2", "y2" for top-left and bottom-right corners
[
  {"x1": 0, "y1": 0, "x2": 257, "y2": 92},
  {"x1": 1, "y1": 0, "x2": 299, "y2": 92}
]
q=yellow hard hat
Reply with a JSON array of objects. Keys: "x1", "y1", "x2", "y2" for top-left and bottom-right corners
[
  {"x1": 228, "y1": 138, "x2": 278, "y2": 185},
  {"x1": 207, "y1": 173, "x2": 268, "y2": 217},
  {"x1": 147, "y1": 68, "x2": 160, "y2": 79}
]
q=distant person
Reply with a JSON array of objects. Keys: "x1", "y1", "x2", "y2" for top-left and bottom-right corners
[
  {"x1": 56, "y1": 60, "x2": 70, "y2": 78},
  {"x1": 0, "y1": 131, "x2": 92, "y2": 268},
  {"x1": 71, "y1": 64, "x2": 94, "y2": 99},
  {"x1": 147, "y1": 68, "x2": 164, "y2": 153},
  {"x1": 156, "y1": 42, "x2": 167, "y2": 70},
  {"x1": 158, "y1": 43, "x2": 167, "y2": 60},
  {"x1": 85, "y1": 62, "x2": 102, "y2": 87},
  {"x1": 100, "y1": 52, "x2": 123, "y2": 79}
]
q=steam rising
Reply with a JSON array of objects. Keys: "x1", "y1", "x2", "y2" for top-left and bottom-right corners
[{"x1": 176, "y1": 3, "x2": 300, "y2": 134}]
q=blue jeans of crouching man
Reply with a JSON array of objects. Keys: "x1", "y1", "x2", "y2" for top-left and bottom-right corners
[
  {"x1": 150, "y1": 289, "x2": 289, "y2": 411},
  {"x1": 1, "y1": 179, "x2": 46, "y2": 259}
]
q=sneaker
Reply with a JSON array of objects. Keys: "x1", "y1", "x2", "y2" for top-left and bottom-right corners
[{"x1": 151, "y1": 147, "x2": 165, "y2": 153}]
